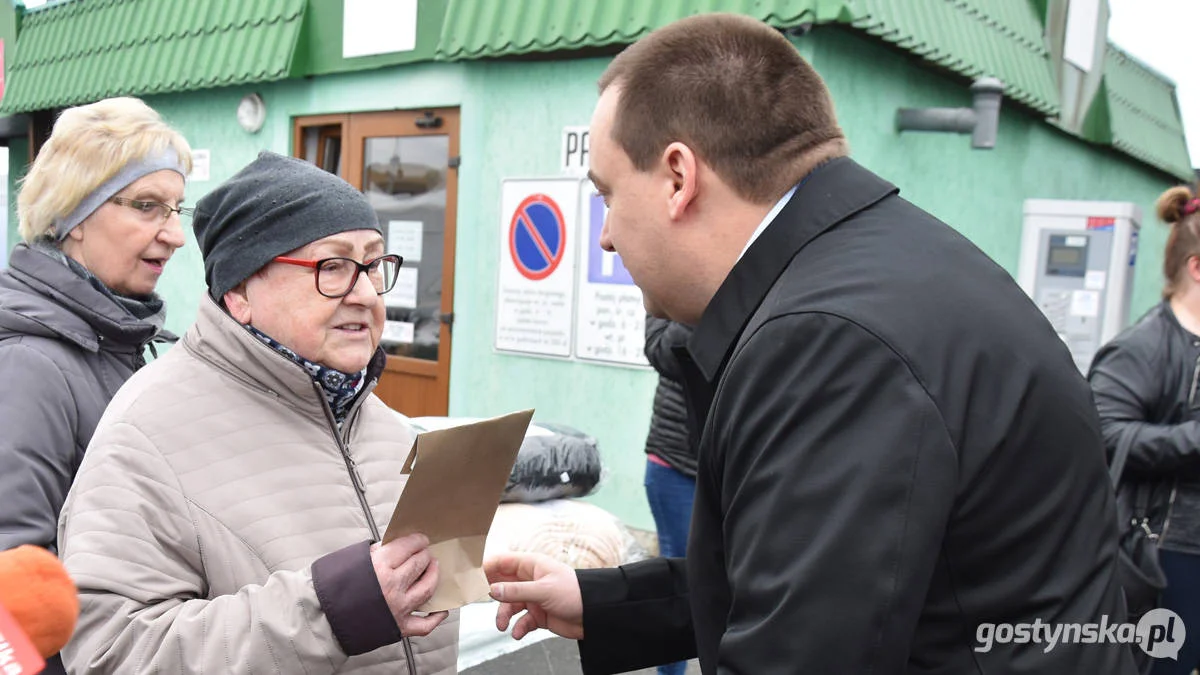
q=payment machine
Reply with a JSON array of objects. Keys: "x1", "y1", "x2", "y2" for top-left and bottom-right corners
[{"x1": 1017, "y1": 199, "x2": 1141, "y2": 374}]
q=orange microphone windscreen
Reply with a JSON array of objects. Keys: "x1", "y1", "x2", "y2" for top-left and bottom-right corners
[{"x1": 0, "y1": 545, "x2": 80, "y2": 658}]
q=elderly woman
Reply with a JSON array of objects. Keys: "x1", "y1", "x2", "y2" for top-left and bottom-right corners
[
  {"x1": 0, "y1": 97, "x2": 191, "y2": 553},
  {"x1": 57, "y1": 152, "x2": 458, "y2": 674}
]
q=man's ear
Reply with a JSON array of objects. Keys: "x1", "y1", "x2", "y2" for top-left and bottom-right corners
[
  {"x1": 663, "y1": 141, "x2": 699, "y2": 221},
  {"x1": 223, "y1": 282, "x2": 252, "y2": 324}
]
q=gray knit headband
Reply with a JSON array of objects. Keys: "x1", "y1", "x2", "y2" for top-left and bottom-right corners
[{"x1": 54, "y1": 147, "x2": 187, "y2": 241}]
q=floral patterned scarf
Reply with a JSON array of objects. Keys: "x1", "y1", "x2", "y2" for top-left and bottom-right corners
[{"x1": 246, "y1": 325, "x2": 366, "y2": 427}]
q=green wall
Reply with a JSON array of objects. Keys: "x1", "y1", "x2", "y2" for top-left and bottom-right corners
[
  {"x1": 451, "y1": 57, "x2": 659, "y2": 529},
  {"x1": 446, "y1": 28, "x2": 1180, "y2": 529},
  {"x1": 3, "y1": 24, "x2": 1179, "y2": 532},
  {"x1": 808, "y1": 27, "x2": 1175, "y2": 315},
  {"x1": 292, "y1": 0, "x2": 448, "y2": 76}
]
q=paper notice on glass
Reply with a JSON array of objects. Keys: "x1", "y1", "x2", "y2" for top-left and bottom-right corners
[
  {"x1": 388, "y1": 220, "x2": 424, "y2": 263},
  {"x1": 382, "y1": 320, "x2": 415, "y2": 344},
  {"x1": 383, "y1": 409, "x2": 534, "y2": 612},
  {"x1": 386, "y1": 267, "x2": 418, "y2": 308},
  {"x1": 1069, "y1": 289, "x2": 1100, "y2": 318}
]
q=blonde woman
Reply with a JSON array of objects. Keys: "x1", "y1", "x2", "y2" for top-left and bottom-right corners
[{"x1": 0, "y1": 97, "x2": 192, "y2": 553}]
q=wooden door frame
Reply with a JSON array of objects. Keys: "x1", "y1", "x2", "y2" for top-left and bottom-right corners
[
  {"x1": 291, "y1": 108, "x2": 460, "y2": 415},
  {"x1": 344, "y1": 109, "x2": 459, "y2": 387},
  {"x1": 292, "y1": 114, "x2": 350, "y2": 177}
]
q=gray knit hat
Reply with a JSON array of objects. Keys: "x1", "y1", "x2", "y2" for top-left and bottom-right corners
[{"x1": 193, "y1": 151, "x2": 381, "y2": 301}]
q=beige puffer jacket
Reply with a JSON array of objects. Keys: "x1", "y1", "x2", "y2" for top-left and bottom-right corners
[{"x1": 58, "y1": 296, "x2": 458, "y2": 674}]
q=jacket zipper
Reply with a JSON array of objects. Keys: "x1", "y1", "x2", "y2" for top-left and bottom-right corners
[
  {"x1": 1162, "y1": 355, "x2": 1200, "y2": 541},
  {"x1": 317, "y1": 380, "x2": 420, "y2": 675}
]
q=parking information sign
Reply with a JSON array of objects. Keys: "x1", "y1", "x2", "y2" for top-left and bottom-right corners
[
  {"x1": 573, "y1": 181, "x2": 648, "y2": 366},
  {"x1": 495, "y1": 178, "x2": 579, "y2": 357}
]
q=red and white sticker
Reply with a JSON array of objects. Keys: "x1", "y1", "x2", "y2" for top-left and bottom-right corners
[{"x1": 0, "y1": 603, "x2": 44, "y2": 674}]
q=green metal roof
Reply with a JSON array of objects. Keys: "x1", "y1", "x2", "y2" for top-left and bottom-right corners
[
  {"x1": 1, "y1": 0, "x2": 1189, "y2": 179},
  {"x1": 849, "y1": 0, "x2": 1059, "y2": 116},
  {"x1": 435, "y1": 0, "x2": 856, "y2": 61},
  {"x1": 436, "y1": 0, "x2": 1058, "y2": 117},
  {"x1": 433, "y1": 0, "x2": 1198, "y2": 176},
  {"x1": 0, "y1": 0, "x2": 306, "y2": 114},
  {"x1": 1087, "y1": 45, "x2": 1192, "y2": 181}
]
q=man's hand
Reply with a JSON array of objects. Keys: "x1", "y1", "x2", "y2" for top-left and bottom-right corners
[
  {"x1": 485, "y1": 553, "x2": 584, "y2": 640},
  {"x1": 371, "y1": 534, "x2": 448, "y2": 637}
]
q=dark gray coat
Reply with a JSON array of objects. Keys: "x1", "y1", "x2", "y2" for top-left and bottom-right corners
[
  {"x1": 0, "y1": 243, "x2": 164, "y2": 552},
  {"x1": 643, "y1": 316, "x2": 694, "y2": 477}
]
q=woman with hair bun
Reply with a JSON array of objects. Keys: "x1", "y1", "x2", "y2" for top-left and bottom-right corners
[{"x1": 1089, "y1": 184, "x2": 1200, "y2": 674}]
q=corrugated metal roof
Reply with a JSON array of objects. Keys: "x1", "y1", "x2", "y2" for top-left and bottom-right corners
[
  {"x1": 435, "y1": 0, "x2": 1058, "y2": 116},
  {"x1": 435, "y1": 0, "x2": 854, "y2": 61},
  {"x1": 432, "y1": 0, "x2": 1199, "y2": 177},
  {"x1": 850, "y1": 0, "x2": 1059, "y2": 116},
  {"x1": 1099, "y1": 45, "x2": 1192, "y2": 181},
  {"x1": 0, "y1": 0, "x2": 306, "y2": 114}
]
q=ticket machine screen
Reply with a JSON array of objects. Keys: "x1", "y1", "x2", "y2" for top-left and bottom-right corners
[{"x1": 1045, "y1": 235, "x2": 1089, "y2": 277}]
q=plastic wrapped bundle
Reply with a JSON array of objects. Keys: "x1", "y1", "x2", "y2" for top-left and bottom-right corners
[
  {"x1": 410, "y1": 416, "x2": 602, "y2": 504},
  {"x1": 504, "y1": 421, "x2": 601, "y2": 503},
  {"x1": 485, "y1": 499, "x2": 646, "y2": 569}
]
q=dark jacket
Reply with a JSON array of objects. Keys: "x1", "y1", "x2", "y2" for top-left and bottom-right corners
[
  {"x1": 644, "y1": 316, "x2": 695, "y2": 477},
  {"x1": 0, "y1": 243, "x2": 163, "y2": 552},
  {"x1": 1089, "y1": 301, "x2": 1200, "y2": 553},
  {"x1": 576, "y1": 159, "x2": 1133, "y2": 674}
]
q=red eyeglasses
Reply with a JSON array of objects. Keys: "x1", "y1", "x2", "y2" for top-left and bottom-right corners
[{"x1": 273, "y1": 254, "x2": 403, "y2": 298}]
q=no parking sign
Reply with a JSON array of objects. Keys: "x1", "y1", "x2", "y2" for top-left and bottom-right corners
[
  {"x1": 495, "y1": 178, "x2": 579, "y2": 357},
  {"x1": 509, "y1": 194, "x2": 567, "y2": 281}
]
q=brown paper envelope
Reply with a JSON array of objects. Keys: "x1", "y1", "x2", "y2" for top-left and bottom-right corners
[{"x1": 382, "y1": 409, "x2": 534, "y2": 612}]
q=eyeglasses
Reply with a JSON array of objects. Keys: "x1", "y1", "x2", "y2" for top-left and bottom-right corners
[
  {"x1": 110, "y1": 197, "x2": 194, "y2": 221},
  {"x1": 273, "y1": 254, "x2": 403, "y2": 298}
]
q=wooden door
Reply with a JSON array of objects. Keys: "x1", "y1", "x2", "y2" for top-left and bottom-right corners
[{"x1": 294, "y1": 109, "x2": 459, "y2": 416}]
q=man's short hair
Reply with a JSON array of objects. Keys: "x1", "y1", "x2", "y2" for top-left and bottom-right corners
[
  {"x1": 598, "y1": 13, "x2": 847, "y2": 203},
  {"x1": 18, "y1": 97, "x2": 193, "y2": 243}
]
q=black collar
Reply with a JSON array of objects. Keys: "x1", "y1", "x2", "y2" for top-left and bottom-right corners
[{"x1": 686, "y1": 157, "x2": 899, "y2": 383}]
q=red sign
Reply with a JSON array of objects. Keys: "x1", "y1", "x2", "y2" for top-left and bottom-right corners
[
  {"x1": 1087, "y1": 216, "x2": 1115, "y2": 230},
  {"x1": 0, "y1": 602, "x2": 44, "y2": 674}
]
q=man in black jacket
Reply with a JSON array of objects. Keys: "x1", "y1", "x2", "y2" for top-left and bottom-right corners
[{"x1": 486, "y1": 13, "x2": 1134, "y2": 674}]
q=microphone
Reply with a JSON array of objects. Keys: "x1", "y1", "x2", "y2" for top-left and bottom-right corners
[
  {"x1": 1, "y1": 602, "x2": 46, "y2": 673},
  {"x1": 0, "y1": 545, "x2": 79, "y2": 662}
]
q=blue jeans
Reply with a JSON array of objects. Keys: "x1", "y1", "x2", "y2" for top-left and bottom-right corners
[
  {"x1": 1150, "y1": 549, "x2": 1200, "y2": 675},
  {"x1": 645, "y1": 458, "x2": 697, "y2": 675}
]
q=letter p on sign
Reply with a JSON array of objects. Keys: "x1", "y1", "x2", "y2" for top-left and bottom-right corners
[{"x1": 562, "y1": 126, "x2": 589, "y2": 177}]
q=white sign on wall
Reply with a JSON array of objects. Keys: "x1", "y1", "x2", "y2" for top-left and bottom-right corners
[
  {"x1": 573, "y1": 181, "x2": 648, "y2": 366},
  {"x1": 561, "y1": 126, "x2": 589, "y2": 177},
  {"x1": 188, "y1": 149, "x2": 211, "y2": 182},
  {"x1": 343, "y1": 0, "x2": 417, "y2": 59},
  {"x1": 495, "y1": 178, "x2": 579, "y2": 357}
]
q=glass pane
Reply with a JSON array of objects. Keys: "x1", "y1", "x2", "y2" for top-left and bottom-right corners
[
  {"x1": 366, "y1": 135, "x2": 448, "y2": 361},
  {"x1": 301, "y1": 126, "x2": 343, "y2": 177}
]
